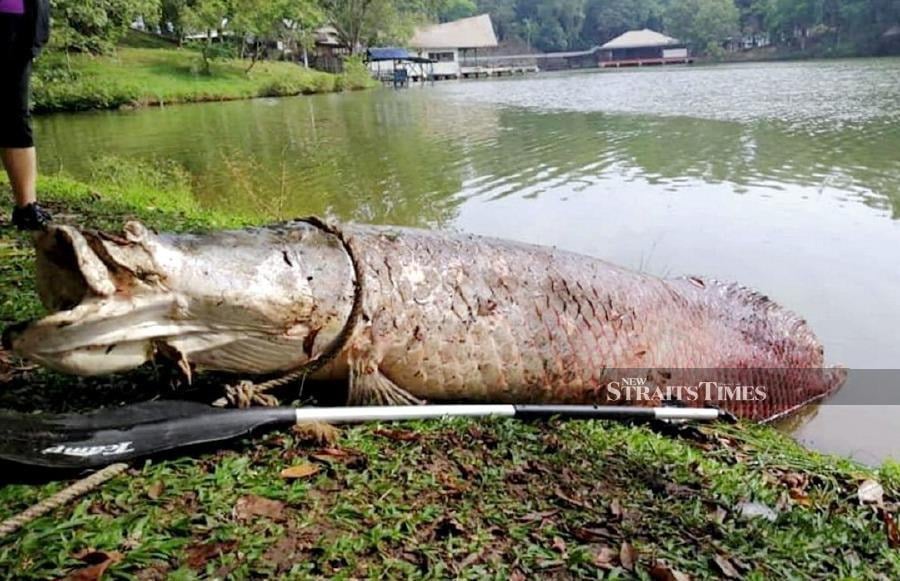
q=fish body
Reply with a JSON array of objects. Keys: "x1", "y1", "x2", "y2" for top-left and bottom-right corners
[{"x1": 6, "y1": 219, "x2": 845, "y2": 421}]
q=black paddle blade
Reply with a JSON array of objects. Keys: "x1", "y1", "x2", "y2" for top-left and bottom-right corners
[{"x1": 0, "y1": 401, "x2": 296, "y2": 470}]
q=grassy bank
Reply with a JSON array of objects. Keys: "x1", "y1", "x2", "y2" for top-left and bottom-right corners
[
  {"x1": 32, "y1": 46, "x2": 376, "y2": 113},
  {"x1": 1, "y1": 170, "x2": 900, "y2": 578}
]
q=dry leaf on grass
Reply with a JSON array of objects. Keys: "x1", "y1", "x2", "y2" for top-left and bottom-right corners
[
  {"x1": 858, "y1": 479, "x2": 885, "y2": 508},
  {"x1": 432, "y1": 516, "x2": 466, "y2": 540},
  {"x1": 619, "y1": 542, "x2": 636, "y2": 571},
  {"x1": 234, "y1": 495, "x2": 286, "y2": 521},
  {"x1": 310, "y1": 447, "x2": 350, "y2": 461},
  {"x1": 374, "y1": 427, "x2": 422, "y2": 442},
  {"x1": 63, "y1": 550, "x2": 123, "y2": 581},
  {"x1": 610, "y1": 498, "x2": 623, "y2": 518},
  {"x1": 713, "y1": 554, "x2": 740, "y2": 578},
  {"x1": 650, "y1": 560, "x2": 691, "y2": 581},
  {"x1": 789, "y1": 488, "x2": 812, "y2": 507},
  {"x1": 509, "y1": 569, "x2": 527, "y2": 581},
  {"x1": 883, "y1": 511, "x2": 900, "y2": 548},
  {"x1": 147, "y1": 481, "x2": 165, "y2": 500},
  {"x1": 292, "y1": 421, "x2": 340, "y2": 445},
  {"x1": 518, "y1": 509, "x2": 559, "y2": 523},
  {"x1": 593, "y1": 546, "x2": 616, "y2": 569},
  {"x1": 572, "y1": 526, "x2": 613, "y2": 542},
  {"x1": 280, "y1": 463, "x2": 321, "y2": 480},
  {"x1": 184, "y1": 541, "x2": 237, "y2": 569},
  {"x1": 736, "y1": 501, "x2": 777, "y2": 522}
]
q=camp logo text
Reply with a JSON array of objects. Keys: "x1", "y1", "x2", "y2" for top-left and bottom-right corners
[
  {"x1": 607, "y1": 377, "x2": 768, "y2": 402},
  {"x1": 41, "y1": 441, "x2": 135, "y2": 457}
]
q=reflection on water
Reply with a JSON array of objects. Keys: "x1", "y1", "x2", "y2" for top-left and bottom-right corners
[{"x1": 34, "y1": 58, "x2": 900, "y2": 462}]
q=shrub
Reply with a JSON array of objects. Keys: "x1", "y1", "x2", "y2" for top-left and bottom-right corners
[
  {"x1": 32, "y1": 75, "x2": 141, "y2": 112},
  {"x1": 339, "y1": 55, "x2": 376, "y2": 91}
]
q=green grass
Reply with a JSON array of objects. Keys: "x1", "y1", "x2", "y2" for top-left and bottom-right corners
[
  {"x1": 32, "y1": 46, "x2": 376, "y2": 113},
  {"x1": 1, "y1": 168, "x2": 900, "y2": 578}
]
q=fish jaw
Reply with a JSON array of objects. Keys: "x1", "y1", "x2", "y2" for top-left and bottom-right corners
[{"x1": 6, "y1": 220, "x2": 352, "y2": 377}]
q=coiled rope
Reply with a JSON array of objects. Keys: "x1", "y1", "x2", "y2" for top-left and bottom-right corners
[{"x1": 0, "y1": 463, "x2": 129, "y2": 541}]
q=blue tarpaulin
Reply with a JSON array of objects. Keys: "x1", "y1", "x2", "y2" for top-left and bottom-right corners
[
  {"x1": 367, "y1": 47, "x2": 410, "y2": 61},
  {"x1": 366, "y1": 47, "x2": 433, "y2": 63}
]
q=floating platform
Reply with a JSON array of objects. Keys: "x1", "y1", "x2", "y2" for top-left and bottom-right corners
[{"x1": 600, "y1": 57, "x2": 693, "y2": 68}]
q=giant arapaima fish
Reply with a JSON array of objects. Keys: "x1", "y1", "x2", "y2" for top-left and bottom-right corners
[{"x1": 4, "y1": 219, "x2": 845, "y2": 421}]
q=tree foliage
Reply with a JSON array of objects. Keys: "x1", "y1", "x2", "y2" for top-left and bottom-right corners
[
  {"x1": 51, "y1": 0, "x2": 161, "y2": 53},
  {"x1": 665, "y1": 0, "x2": 740, "y2": 56},
  {"x1": 46, "y1": 0, "x2": 900, "y2": 60}
]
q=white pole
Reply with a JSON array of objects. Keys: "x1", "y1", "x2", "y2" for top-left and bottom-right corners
[{"x1": 295, "y1": 404, "x2": 517, "y2": 424}]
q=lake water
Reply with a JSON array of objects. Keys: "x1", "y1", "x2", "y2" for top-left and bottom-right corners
[{"x1": 34, "y1": 59, "x2": 900, "y2": 463}]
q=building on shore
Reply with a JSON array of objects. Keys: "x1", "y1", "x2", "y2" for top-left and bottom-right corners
[
  {"x1": 407, "y1": 14, "x2": 499, "y2": 79},
  {"x1": 310, "y1": 26, "x2": 351, "y2": 73},
  {"x1": 599, "y1": 29, "x2": 691, "y2": 67},
  {"x1": 367, "y1": 14, "x2": 536, "y2": 82}
]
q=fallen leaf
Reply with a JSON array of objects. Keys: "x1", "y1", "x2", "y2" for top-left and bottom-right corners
[
  {"x1": 292, "y1": 421, "x2": 340, "y2": 445},
  {"x1": 433, "y1": 516, "x2": 466, "y2": 540},
  {"x1": 553, "y1": 488, "x2": 592, "y2": 510},
  {"x1": 147, "y1": 481, "x2": 165, "y2": 500},
  {"x1": 619, "y1": 541, "x2": 636, "y2": 571},
  {"x1": 572, "y1": 526, "x2": 613, "y2": 542},
  {"x1": 234, "y1": 495, "x2": 286, "y2": 521},
  {"x1": 713, "y1": 554, "x2": 740, "y2": 578},
  {"x1": 133, "y1": 563, "x2": 170, "y2": 581},
  {"x1": 184, "y1": 541, "x2": 237, "y2": 569},
  {"x1": 708, "y1": 504, "x2": 728, "y2": 524},
  {"x1": 858, "y1": 479, "x2": 885, "y2": 508},
  {"x1": 789, "y1": 488, "x2": 812, "y2": 507},
  {"x1": 374, "y1": 427, "x2": 422, "y2": 442},
  {"x1": 650, "y1": 560, "x2": 691, "y2": 581},
  {"x1": 883, "y1": 511, "x2": 900, "y2": 548},
  {"x1": 262, "y1": 538, "x2": 305, "y2": 573},
  {"x1": 63, "y1": 551, "x2": 123, "y2": 581},
  {"x1": 280, "y1": 463, "x2": 321, "y2": 480},
  {"x1": 311, "y1": 447, "x2": 350, "y2": 459},
  {"x1": 610, "y1": 498, "x2": 623, "y2": 518},
  {"x1": 518, "y1": 509, "x2": 559, "y2": 523},
  {"x1": 551, "y1": 536, "x2": 567, "y2": 555},
  {"x1": 736, "y1": 501, "x2": 777, "y2": 522},
  {"x1": 665, "y1": 483, "x2": 696, "y2": 497},
  {"x1": 593, "y1": 546, "x2": 616, "y2": 569},
  {"x1": 780, "y1": 471, "x2": 808, "y2": 491}
]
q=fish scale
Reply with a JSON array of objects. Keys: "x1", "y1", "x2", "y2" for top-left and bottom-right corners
[{"x1": 339, "y1": 224, "x2": 843, "y2": 420}]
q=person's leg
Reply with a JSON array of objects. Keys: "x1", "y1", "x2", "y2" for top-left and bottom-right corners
[
  {"x1": 1, "y1": 52, "x2": 50, "y2": 230},
  {"x1": 1, "y1": 146, "x2": 37, "y2": 207}
]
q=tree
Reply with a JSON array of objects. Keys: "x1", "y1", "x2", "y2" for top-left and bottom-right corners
[
  {"x1": 664, "y1": 0, "x2": 740, "y2": 55},
  {"x1": 51, "y1": 0, "x2": 161, "y2": 53},
  {"x1": 322, "y1": 0, "x2": 428, "y2": 52},
  {"x1": 321, "y1": 0, "x2": 375, "y2": 53},
  {"x1": 182, "y1": 0, "x2": 233, "y2": 74},
  {"x1": 581, "y1": 0, "x2": 663, "y2": 46},
  {"x1": 231, "y1": 0, "x2": 323, "y2": 71},
  {"x1": 439, "y1": 0, "x2": 478, "y2": 22}
]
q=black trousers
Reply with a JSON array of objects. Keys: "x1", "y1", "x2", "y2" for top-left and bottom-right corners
[{"x1": 0, "y1": 13, "x2": 34, "y2": 149}]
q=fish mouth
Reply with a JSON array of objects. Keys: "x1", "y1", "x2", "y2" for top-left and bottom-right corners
[{"x1": 4, "y1": 223, "x2": 197, "y2": 375}]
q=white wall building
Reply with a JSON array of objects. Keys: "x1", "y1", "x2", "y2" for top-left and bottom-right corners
[
  {"x1": 409, "y1": 14, "x2": 499, "y2": 79},
  {"x1": 369, "y1": 14, "x2": 497, "y2": 79}
]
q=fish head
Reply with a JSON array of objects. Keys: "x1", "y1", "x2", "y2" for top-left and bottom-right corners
[{"x1": 4, "y1": 220, "x2": 355, "y2": 376}]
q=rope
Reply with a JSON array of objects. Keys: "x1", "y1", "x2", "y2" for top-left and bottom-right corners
[
  {"x1": 217, "y1": 218, "x2": 365, "y2": 408},
  {"x1": 0, "y1": 463, "x2": 129, "y2": 541}
]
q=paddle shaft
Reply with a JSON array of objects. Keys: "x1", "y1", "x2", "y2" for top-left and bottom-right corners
[{"x1": 1, "y1": 403, "x2": 721, "y2": 470}]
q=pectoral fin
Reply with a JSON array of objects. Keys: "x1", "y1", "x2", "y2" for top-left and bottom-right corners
[{"x1": 349, "y1": 360, "x2": 423, "y2": 406}]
